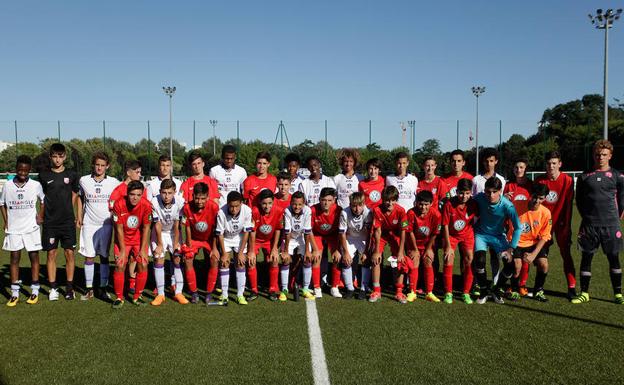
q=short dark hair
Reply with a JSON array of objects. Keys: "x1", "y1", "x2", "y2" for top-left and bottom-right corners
[
  {"x1": 158, "y1": 155, "x2": 171, "y2": 163},
  {"x1": 160, "y1": 178, "x2": 176, "y2": 191},
  {"x1": 127, "y1": 180, "x2": 144, "y2": 193},
  {"x1": 422, "y1": 156, "x2": 436, "y2": 164},
  {"x1": 187, "y1": 151, "x2": 203, "y2": 164},
  {"x1": 221, "y1": 145, "x2": 237, "y2": 158},
  {"x1": 257, "y1": 189, "x2": 274, "y2": 202},
  {"x1": 481, "y1": 147, "x2": 499, "y2": 161},
  {"x1": 49, "y1": 143, "x2": 66, "y2": 156},
  {"x1": 532, "y1": 183, "x2": 549, "y2": 198},
  {"x1": 544, "y1": 150, "x2": 561, "y2": 162},
  {"x1": 394, "y1": 152, "x2": 410, "y2": 162},
  {"x1": 514, "y1": 157, "x2": 529, "y2": 166},
  {"x1": 91, "y1": 152, "x2": 109, "y2": 165},
  {"x1": 457, "y1": 178, "x2": 472, "y2": 193},
  {"x1": 227, "y1": 191, "x2": 243, "y2": 203},
  {"x1": 124, "y1": 159, "x2": 141, "y2": 172},
  {"x1": 256, "y1": 151, "x2": 271, "y2": 162},
  {"x1": 305, "y1": 155, "x2": 320, "y2": 167},
  {"x1": 16, "y1": 155, "x2": 32, "y2": 167},
  {"x1": 416, "y1": 190, "x2": 433, "y2": 203},
  {"x1": 291, "y1": 191, "x2": 305, "y2": 203},
  {"x1": 450, "y1": 149, "x2": 465, "y2": 160},
  {"x1": 365, "y1": 157, "x2": 382, "y2": 170},
  {"x1": 382, "y1": 186, "x2": 399, "y2": 202},
  {"x1": 284, "y1": 153, "x2": 301, "y2": 165},
  {"x1": 277, "y1": 172, "x2": 291, "y2": 182},
  {"x1": 193, "y1": 182, "x2": 208, "y2": 196},
  {"x1": 484, "y1": 176, "x2": 503, "y2": 191},
  {"x1": 320, "y1": 187, "x2": 336, "y2": 199}
]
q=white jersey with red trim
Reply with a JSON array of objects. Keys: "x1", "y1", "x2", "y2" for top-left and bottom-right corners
[
  {"x1": 209, "y1": 164, "x2": 248, "y2": 206},
  {"x1": 298, "y1": 175, "x2": 336, "y2": 206},
  {"x1": 334, "y1": 173, "x2": 363, "y2": 209},
  {"x1": 216, "y1": 203, "x2": 254, "y2": 248},
  {"x1": 0, "y1": 178, "x2": 45, "y2": 234},
  {"x1": 385, "y1": 174, "x2": 419, "y2": 211},
  {"x1": 79, "y1": 175, "x2": 120, "y2": 227}
]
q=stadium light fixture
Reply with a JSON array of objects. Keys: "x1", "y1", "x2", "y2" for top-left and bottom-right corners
[
  {"x1": 163, "y1": 86, "x2": 176, "y2": 162},
  {"x1": 210, "y1": 120, "x2": 218, "y2": 156},
  {"x1": 588, "y1": 8, "x2": 622, "y2": 139},
  {"x1": 471, "y1": 86, "x2": 485, "y2": 176}
]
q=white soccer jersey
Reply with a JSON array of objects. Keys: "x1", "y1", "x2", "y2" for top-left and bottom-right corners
[
  {"x1": 385, "y1": 174, "x2": 419, "y2": 210},
  {"x1": 79, "y1": 175, "x2": 120, "y2": 227},
  {"x1": 339, "y1": 206, "x2": 372, "y2": 242},
  {"x1": 289, "y1": 175, "x2": 304, "y2": 195},
  {"x1": 216, "y1": 203, "x2": 254, "y2": 247},
  {"x1": 334, "y1": 173, "x2": 363, "y2": 208},
  {"x1": 151, "y1": 195, "x2": 184, "y2": 234},
  {"x1": 472, "y1": 173, "x2": 506, "y2": 195},
  {"x1": 209, "y1": 164, "x2": 247, "y2": 206},
  {"x1": 298, "y1": 175, "x2": 336, "y2": 206},
  {"x1": 146, "y1": 176, "x2": 183, "y2": 202},
  {"x1": 0, "y1": 178, "x2": 45, "y2": 234},
  {"x1": 283, "y1": 205, "x2": 313, "y2": 240}
]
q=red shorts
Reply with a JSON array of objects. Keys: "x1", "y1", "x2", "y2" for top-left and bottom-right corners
[
  {"x1": 448, "y1": 233, "x2": 475, "y2": 251},
  {"x1": 190, "y1": 240, "x2": 212, "y2": 256},
  {"x1": 397, "y1": 255, "x2": 415, "y2": 273},
  {"x1": 313, "y1": 235, "x2": 339, "y2": 252},
  {"x1": 378, "y1": 236, "x2": 401, "y2": 256},
  {"x1": 551, "y1": 225, "x2": 572, "y2": 247},
  {"x1": 254, "y1": 242, "x2": 272, "y2": 256},
  {"x1": 114, "y1": 243, "x2": 146, "y2": 265}
]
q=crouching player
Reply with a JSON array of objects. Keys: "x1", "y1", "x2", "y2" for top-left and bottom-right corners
[
  {"x1": 250, "y1": 189, "x2": 285, "y2": 301},
  {"x1": 1, "y1": 156, "x2": 45, "y2": 306},
  {"x1": 111, "y1": 181, "x2": 152, "y2": 308},
  {"x1": 181, "y1": 182, "x2": 220, "y2": 305},
  {"x1": 150, "y1": 179, "x2": 185, "y2": 306},
  {"x1": 311, "y1": 188, "x2": 342, "y2": 298},
  {"x1": 406, "y1": 191, "x2": 441, "y2": 303},
  {"x1": 283, "y1": 192, "x2": 315, "y2": 300},
  {"x1": 339, "y1": 192, "x2": 372, "y2": 300},
  {"x1": 370, "y1": 186, "x2": 409, "y2": 303},
  {"x1": 496, "y1": 184, "x2": 552, "y2": 302},
  {"x1": 441, "y1": 178, "x2": 477, "y2": 304},
  {"x1": 216, "y1": 191, "x2": 254, "y2": 305}
]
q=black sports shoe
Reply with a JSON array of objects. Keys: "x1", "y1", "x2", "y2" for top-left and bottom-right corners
[
  {"x1": 343, "y1": 290, "x2": 354, "y2": 300},
  {"x1": 65, "y1": 289, "x2": 75, "y2": 300},
  {"x1": 491, "y1": 289, "x2": 504, "y2": 304},
  {"x1": 190, "y1": 292, "x2": 199, "y2": 304},
  {"x1": 269, "y1": 292, "x2": 279, "y2": 302},
  {"x1": 247, "y1": 292, "x2": 259, "y2": 302},
  {"x1": 356, "y1": 290, "x2": 367, "y2": 300}
]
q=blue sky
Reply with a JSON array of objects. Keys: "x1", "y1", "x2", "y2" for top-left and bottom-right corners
[{"x1": 0, "y1": 1, "x2": 622, "y2": 150}]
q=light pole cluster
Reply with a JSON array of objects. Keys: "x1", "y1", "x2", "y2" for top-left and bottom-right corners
[
  {"x1": 162, "y1": 86, "x2": 176, "y2": 162},
  {"x1": 471, "y1": 86, "x2": 485, "y2": 176},
  {"x1": 210, "y1": 120, "x2": 218, "y2": 156}
]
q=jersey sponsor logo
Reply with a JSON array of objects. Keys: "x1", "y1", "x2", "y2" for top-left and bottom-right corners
[
  {"x1": 453, "y1": 219, "x2": 466, "y2": 231},
  {"x1": 127, "y1": 215, "x2": 139, "y2": 229},
  {"x1": 259, "y1": 224, "x2": 273, "y2": 234},
  {"x1": 515, "y1": 194, "x2": 527, "y2": 201},
  {"x1": 392, "y1": 219, "x2": 398, "y2": 224},
  {"x1": 418, "y1": 226, "x2": 430, "y2": 236},
  {"x1": 319, "y1": 223, "x2": 332, "y2": 232},
  {"x1": 369, "y1": 190, "x2": 381, "y2": 202},
  {"x1": 533, "y1": 220, "x2": 540, "y2": 227},
  {"x1": 195, "y1": 221, "x2": 208, "y2": 232},
  {"x1": 450, "y1": 187, "x2": 457, "y2": 196},
  {"x1": 520, "y1": 222, "x2": 531, "y2": 233},
  {"x1": 432, "y1": 188, "x2": 437, "y2": 194},
  {"x1": 546, "y1": 191, "x2": 558, "y2": 203}
]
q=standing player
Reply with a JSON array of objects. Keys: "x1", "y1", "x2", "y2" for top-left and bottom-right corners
[
  {"x1": 443, "y1": 150, "x2": 473, "y2": 197},
  {"x1": 370, "y1": 186, "x2": 409, "y2": 302},
  {"x1": 145, "y1": 155, "x2": 183, "y2": 201},
  {"x1": 334, "y1": 148, "x2": 363, "y2": 209},
  {"x1": 216, "y1": 191, "x2": 254, "y2": 305},
  {"x1": 418, "y1": 156, "x2": 448, "y2": 212},
  {"x1": 243, "y1": 151, "x2": 277, "y2": 206},
  {"x1": 1, "y1": 156, "x2": 45, "y2": 306},
  {"x1": 283, "y1": 191, "x2": 315, "y2": 300},
  {"x1": 179, "y1": 151, "x2": 220, "y2": 205},
  {"x1": 39, "y1": 143, "x2": 80, "y2": 301},
  {"x1": 441, "y1": 178, "x2": 477, "y2": 304},
  {"x1": 274, "y1": 172, "x2": 292, "y2": 210},
  {"x1": 572, "y1": 140, "x2": 624, "y2": 305},
  {"x1": 149, "y1": 179, "x2": 185, "y2": 306},
  {"x1": 338, "y1": 192, "x2": 372, "y2": 300},
  {"x1": 472, "y1": 148, "x2": 506, "y2": 195},
  {"x1": 535, "y1": 151, "x2": 576, "y2": 299},
  {"x1": 111, "y1": 181, "x2": 152, "y2": 308},
  {"x1": 284, "y1": 153, "x2": 304, "y2": 195},
  {"x1": 209, "y1": 145, "x2": 247, "y2": 206},
  {"x1": 77, "y1": 152, "x2": 120, "y2": 300},
  {"x1": 385, "y1": 152, "x2": 418, "y2": 211},
  {"x1": 358, "y1": 158, "x2": 385, "y2": 209},
  {"x1": 310, "y1": 188, "x2": 342, "y2": 298},
  {"x1": 299, "y1": 156, "x2": 336, "y2": 207}
]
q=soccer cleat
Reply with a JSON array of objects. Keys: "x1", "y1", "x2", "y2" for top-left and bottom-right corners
[
  {"x1": 491, "y1": 289, "x2": 504, "y2": 304},
  {"x1": 472, "y1": 284, "x2": 481, "y2": 297},
  {"x1": 112, "y1": 299, "x2": 124, "y2": 309},
  {"x1": 615, "y1": 294, "x2": 624, "y2": 305},
  {"x1": 406, "y1": 291, "x2": 417, "y2": 302},
  {"x1": 567, "y1": 288, "x2": 577, "y2": 301},
  {"x1": 425, "y1": 293, "x2": 440, "y2": 303},
  {"x1": 128, "y1": 287, "x2": 135, "y2": 296},
  {"x1": 415, "y1": 288, "x2": 424, "y2": 295},
  {"x1": 247, "y1": 292, "x2": 259, "y2": 302},
  {"x1": 356, "y1": 290, "x2": 367, "y2": 301},
  {"x1": 395, "y1": 292, "x2": 407, "y2": 304},
  {"x1": 279, "y1": 290, "x2": 288, "y2": 302},
  {"x1": 571, "y1": 292, "x2": 590, "y2": 304},
  {"x1": 330, "y1": 287, "x2": 342, "y2": 298},
  {"x1": 302, "y1": 289, "x2": 315, "y2": 301},
  {"x1": 6, "y1": 296, "x2": 18, "y2": 307},
  {"x1": 80, "y1": 289, "x2": 94, "y2": 301},
  {"x1": 462, "y1": 293, "x2": 473, "y2": 305},
  {"x1": 269, "y1": 292, "x2": 279, "y2": 302},
  {"x1": 236, "y1": 295, "x2": 248, "y2": 305},
  {"x1": 518, "y1": 286, "x2": 529, "y2": 297},
  {"x1": 190, "y1": 292, "x2": 199, "y2": 304},
  {"x1": 507, "y1": 291, "x2": 520, "y2": 301},
  {"x1": 131, "y1": 297, "x2": 147, "y2": 306},
  {"x1": 65, "y1": 289, "x2": 75, "y2": 300},
  {"x1": 150, "y1": 295, "x2": 166, "y2": 306},
  {"x1": 174, "y1": 293, "x2": 189, "y2": 305},
  {"x1": 314, "y1": 287, "x2": 323, "y2": 298},
  {"x1": 49, "y1": 288, "x2": 59, "y2": 301},
  {"x1": 343, "y1": 290, "x2": 354, "y2": 300},
  {"x1": 96, "y1": 287, "x2": 112, "y2": 300},
  {"x1": 476, "y1": 294, "x2": 488, "y2": 305},
  {"x1": 443, "y1": 293, "x2": 453, "y2": 304},
  {"x1": 534, "y1": 290, "x2": 548, "y2": 302},
  {"x1": 26, "y1": 294, "x2": 39, "y2": 305},
  {"x1": 368, "y1": 291, "x2": 381, "y2": 303}
]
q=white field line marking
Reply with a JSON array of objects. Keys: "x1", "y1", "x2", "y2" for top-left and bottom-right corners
[{"x1": 306, "y1": 300, "x2": 331, "y2": 385}]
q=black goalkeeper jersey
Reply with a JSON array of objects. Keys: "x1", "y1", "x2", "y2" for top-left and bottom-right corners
[
  {"x1": 39, "y1": 168, "x2": 80, "y2": 228},
  {"x1": 576, "y1": 168, "x2": 624, "y2": 226}
]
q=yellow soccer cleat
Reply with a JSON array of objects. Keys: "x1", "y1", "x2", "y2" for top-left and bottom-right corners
[
  {"x1": 150, "y1": 295, "x2": 166, "y2": 306},
  {"x1": 26, "y1": 294, "x2": 39, "y2": 305}
]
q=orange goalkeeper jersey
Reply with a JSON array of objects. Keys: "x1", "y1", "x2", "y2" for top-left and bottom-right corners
[{"x1": 508, "y1": 201, "x2": 552, "y2": 248}]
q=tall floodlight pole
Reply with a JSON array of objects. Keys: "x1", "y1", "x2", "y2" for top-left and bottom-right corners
[
  {"x1": 589, "y1": 8, "x2": 622, "y2": 140},
  {"x1": 210, "y1": 120, "x2": 218, "y2": 156},
  {"x1": 162, "y1": 86, "x2": 176, "y2": 161},
  {"x1": 471, "y1": 86, "x2": 485, "y2": 176}
]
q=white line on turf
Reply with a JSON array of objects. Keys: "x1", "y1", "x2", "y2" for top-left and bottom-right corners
[{"x1": 306, "y1": 300, "x2": 331, "y2": 385}]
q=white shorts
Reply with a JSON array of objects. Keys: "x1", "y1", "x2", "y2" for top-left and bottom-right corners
[
  {"x1": 346, "y1": 238, "x2": 367, "y2": 256},
  {"x1": 223, "y1": 237, "x2": 247, "y2": 254},
  {"x1": 287, "y1": 235, "x2": 308, "y2": 256},
  {"x1": 150, "y1": 231, "x2": 175, "y2": 258},
  {"x1": 79, "y1": 225, "x2": 113, "y2": 258},
  {"x1": 3, "y1": 230, "x2": 42, "y2": 252}
]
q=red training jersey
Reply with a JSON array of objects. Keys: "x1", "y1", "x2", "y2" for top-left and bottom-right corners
[
  {"x1": 418, "y1": 176, "x2": 449, "y2": 211},
  {"x1": 504, "y1": 179, "x2": 533, "y2": 201},
  {"x1": 108, "y1": 182, "x2": 148, "y2": 210},
  {"x1": 358, "y1": 177, "x2": 385, "y2": 209},
  {"x1": 311, "y1": 203, "x2": 341, "y2": 238},
  {"x1": 535, "y1": 172, "x2": 574, "y2": 229},
  {"x1": 372, "y1": 204, "x2": 408, "y2": 241},
  {"x1": 181, "y1": 201, "x2": 220, "y2": 243},
  {"x1": 407, "y1": 208, "x2": 441, "y2": 250},
  {"x1": 112, "y1": 198, "x2": 152, "y2": 246},
  {"x1": 273, "y1": 194, "x2": 291, "y2": 211},
  {"x1": 442, "y1": 171, "x2": 474, "y2": 197},
  {"x1": 252, "y1": 205, "x2": 284, "y2": 244},
  {"x1": 243, "y1": 174, "x2": 278, "y2": 206},
  {"x1": 441, "y1": 197, "x2": 477, "y2": 239},
  {"x1": 180, "y1": 176, "x2": 220, "y2": 204}
]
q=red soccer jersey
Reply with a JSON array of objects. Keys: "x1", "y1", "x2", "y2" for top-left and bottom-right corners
[
  {"x1": 112, "y1": 198, "x2": 152, "y2": 246},
  {"x1": 252, "y1": 205, "x2": 284, "y2": 245},
  {"x1": 180, "y1": 176, "x2": 220, "y2": 203},
  {"x1": 108, "y1": 182, "x2": 148, "y2": 210},
  {"x1": 243, "y1": 174, "x2": 278, "y2": 206},
  {"x1": 372, "y1": 204, "x2": 408, "y2": 241},
  {"x1": 274, "y1": 194, "x2": 291, "y2": 211},
  {"x1": 504, "y1": 179, "x2": 533, "y2": 201},
  {"x1": 311, "y1": 203, "x2": 341, "y2": 237},
  {"x1": 358, "y1": 177, "x2": 385, "y2": 209},
  {"x1": 442, "y1": 171, "x2": 474, "y2": 197},
  {"x1": 418, "y1": 176, "x2": 449, "y2": 211},
  {"x1": 535, "y1": 172, "x2": 574, "y2": 229},
  {"x1": 407, "y1": 208, "x2": 441, "y2": 250},
  {"x1": 441, "y1": 197, "x2": 477, "y2": 238},
  {"x1": 181, "y1": 201, "x2": 220, "y2": 243}
]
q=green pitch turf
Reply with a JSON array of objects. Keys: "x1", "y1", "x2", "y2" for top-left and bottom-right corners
[{"x1": 1, "y1": 210, "x2": 623, "y2": 385}]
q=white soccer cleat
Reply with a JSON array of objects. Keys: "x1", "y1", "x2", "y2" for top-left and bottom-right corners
[
  {"x1": 49, "y1": 288, "x2": 59, "y2": 301},
  {"x1": 330, "y1": 287, "x2": 342, "y2": 298},
  {"x1": 314, "y1": 287, "x2": 323, "y2": 298}
]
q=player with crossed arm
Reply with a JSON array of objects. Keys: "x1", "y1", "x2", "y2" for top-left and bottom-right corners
[
  {"x1": 285, "y1": 153, "x2": 304, "y2": 195},
  {"x1": 299, "y1": 155, "x2": 336, "y2": 207},
  {"x1": 334, "y1": 148, "x2": 363, "y2": 209},
  {"x1": 209, "y1": 145, "x2": 247, "y2": 207},
  {"x1": 385, "y1": 152, "x2": 418, "y2": 211},
  {"x1": 443, "y1": 149, "x2": 473, "y2": 198},
  {"x1": 145, "y1": 155, "x2": 182, "y2": 201},
  {"x1": 358, "y1": 158, "x2": 385, "y2": 209}
]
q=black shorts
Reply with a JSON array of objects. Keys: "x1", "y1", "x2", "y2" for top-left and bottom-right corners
[
  {"x1": 577, "y1": 223, "x2": 623, "y2": 256},
  {"x1": 513, "y1": 245, "x2": 548, "y2": 261},
  {"x1": 41, "y1": 225, "x2": 76, "y2": 251}
]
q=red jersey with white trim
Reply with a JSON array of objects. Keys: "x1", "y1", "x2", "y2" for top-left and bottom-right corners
[
  {"x1": 441, "y1": 197, "x2": 477, "y2": 238},
  {"x1": 407, "y1": 208, "x2": 441, "y2": 250},
  {"x1": 179, "y1": 176, "x2": 220, "y2": 204},
  {"x1": 535, "y1": 172, "x2": 574, "y2": 229},
  {"x1": 252, "y1": 205, "x2": 284, "y2": 244},
  {"x1": 274, "y1": 194, "x2": 291, "y2": 211},
  {"x1": 418, "y1": 176, "x2": 449, "y2": 211},
  {"x1": 504, "y1": 179, "x2": 533, "y2": 201},
  {"x1": 442, "y1": 171, "x2": 474, "y2": 197},
  {"x1": 311, "y1": 203, "x2": 341, "y2": 238},
  {"x1": 108, "y1": 182, "x2": 148, "y2": 210},
  {"x1": 243, "y1": 174, "x2": 278, "y2": 206},
  {"x1": 372, "y1": 204, "x2": 409, "y2": 240},
  {"x1": 112, "y1": 198, "x2": 152, "y2": 246},
  {"x1": 358, "y1": 177, "x2": 385, "y2": 209},
  {"x1": 181, "y1": 201, "x2": 219, "y2": 243}
]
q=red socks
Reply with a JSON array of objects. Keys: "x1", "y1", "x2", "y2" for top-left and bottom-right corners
[
  {"x1": 312, "y1": 266, "x2": 321, "y2": 289},
  {"x1": 444, "y1": 265, "x2": 453, "y2": 293},
  {"x1": 248, "y1": 267, "x2": 258, "y2": 293},
  {"x1": 425, "y1": 266, "x2": 435, "y2": 293},
  {"x1": 113, "y1": 271, "x2": 125, "y2": 299},
  {"x1": 331, "y1": 264, "x2": 341, "y2": 287},
  {"x1": 519, "y1": 261, "x2": 530, "y2": 287},
  {"x1": 206, "y1": 267, "x2": 218, "y2": 293},
  {"x1": 463, "y1": 264, "x2": 473, "y2": 294},
  {"x1": 134, "y1": 271, "x2": 147, "y2": 300},
  {"x1": 269, "y1": 265, "x2": 279, "y2": 293},
  {"x1": 409, "y1": 267, "x2": 418, "y2": 292},
  {"x1": 185, "y1": 268, "x2": 197, "y2": 293}
]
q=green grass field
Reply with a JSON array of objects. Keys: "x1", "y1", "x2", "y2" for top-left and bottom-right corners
[{"x1": 1, "y1": 209, "x2": 623, "y2": 385}]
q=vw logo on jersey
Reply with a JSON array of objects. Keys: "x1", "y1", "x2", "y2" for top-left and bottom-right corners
[
  {"x1": 259, "y1": 224, "x2": 273, "y2": 234},
  {"x1": 520, "y1": 222, "x2": 531, "y2": 233},
  {"x1": 453, "y1": 220, "x2": 466, "y2": 231},
  {"x1": 419, "y1": 226, "x2": 430, "y2": 236},
  {"x1": 127, "y1": 215, "x2": 139, "y2": 229},
  {"x1": 392, "y1": 220, "x2": 398, "y2": 224},
  {"x1": 432, "y1": 188, "x2": 437, "y2": 194},
  {"x1": 369, "y1": 190, "x2": 381, "y2": 202},
  {"x1": 546, "y1": 191, "x2": 558, "y2": 203},
  {"x1": 195, "y1": 221, "x2": 208, "y2": 232},
  {"x1": 320, "y1": 223, "x2": 332, "y2": 232},
  {"x1": 515, "y1": 194, "x2": 528, "y2": 201}
]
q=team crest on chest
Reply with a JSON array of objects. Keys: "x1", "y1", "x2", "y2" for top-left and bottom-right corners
[
  {"x1": 320, "y1": 223, "x2": 332, "y2": 232},
  {"x1": 453, "y1": 220, "x2": 466, "y2": 231},
  {"x1": 520, "y1": 222, "x2": 531, "y2": 233},
  {"x1": 546, "y1": 191, "x2": 558, "y2": 203},
  {"x1": 369, "y1": 190, "x2": 381, "y2": 202},
  {"x1": 195, "y1": 221, "x2": 208, "y2": 232},
  {"x1": 127, "y1": 215, "x2": 139, "y2": 229},
  {"x1": 419, "y1": 226, "x2": 430, "y2": 235},
  {"x1": 259, "y1": 224, "x2": 273, "y2": 234}
]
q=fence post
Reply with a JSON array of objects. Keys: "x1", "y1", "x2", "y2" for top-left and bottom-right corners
[
  {"x1": 236, "y1": 120, "x2": 240, "y2": 150},
  {"x1": 57, "y1": 120, "x2": 61, "y2": 141},
  {"x1": 193, "y1": 120, "x2": 196, "y2": 149},
  {"x1": 103, "y1": 120, "x2": 106, "y2": 147},
  {"x1": 147, "y1": 120, "x2": 151, "y2": 177},
  {"x1": 368, "y1": 120, "x2": 372, "y2": 145},
  {"x1": 456, "y1": 120, "x2": 459, "y2": 150},
  {"x1": 14, "y1": 120, "x2": 18, "y2": 158},
  {"x1": 324, "y1": 120, "x2": 328, "y2": 155}
]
